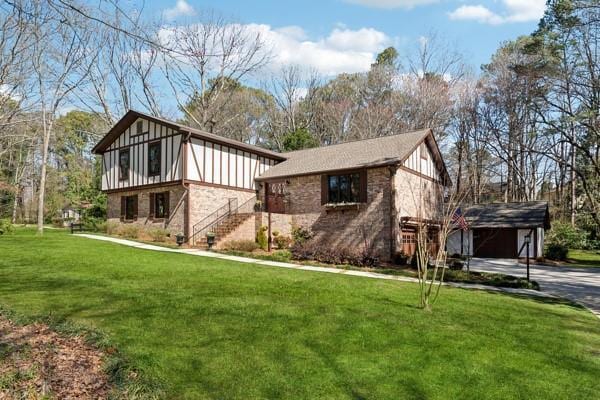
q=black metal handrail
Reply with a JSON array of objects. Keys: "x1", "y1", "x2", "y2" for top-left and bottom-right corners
[{"x1": 189, "y1": 196, "x2": 258, "y2": 244}]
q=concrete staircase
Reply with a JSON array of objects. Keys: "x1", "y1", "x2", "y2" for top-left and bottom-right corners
[{"x1": 194, "y1": 212, "x2": 255, "y2": 249}]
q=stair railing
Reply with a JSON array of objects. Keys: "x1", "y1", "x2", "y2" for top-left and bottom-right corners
[{"x1": 189, "y1": 196, "x2": 258, "y2": 245}]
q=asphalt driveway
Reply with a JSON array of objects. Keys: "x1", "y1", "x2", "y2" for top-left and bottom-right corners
[{"x1": 469, "y1": 258, "x2": 600, "y2": 317}]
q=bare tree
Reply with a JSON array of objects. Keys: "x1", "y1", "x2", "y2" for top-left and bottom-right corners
[
  {"x1": 28, "y1": 0, "x2": 97, "y2": 234},
  {"x1": 161, "y1": 12, "x2": 271, "y2": 132}
]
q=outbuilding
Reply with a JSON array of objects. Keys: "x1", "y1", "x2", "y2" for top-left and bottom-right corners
[{"x1": 447, "y1": 201, "x2": 551, "y2": 259}]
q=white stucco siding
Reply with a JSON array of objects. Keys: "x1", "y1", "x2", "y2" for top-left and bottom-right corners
[
  {"x1": 403, "y1": 142, "x2": 440, "y2": 181},
  {"x1": 186, "y1": 137, "x2": 277, "y2": 190},
  {"x1": 101, "y1": 117, "x2": 182, "y2": 191}
]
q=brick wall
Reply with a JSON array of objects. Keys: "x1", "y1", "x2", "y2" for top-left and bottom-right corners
[
  {"x1": 215, "y1": 212, "x2": 294, "y2": 248},
  {"x1": 107, "y1": 184, "x2": 187, "y2": 236},
  {"x1": 188, "y1": 183, "x2": 257, "y2": 243},
  {"x1": 258, "y1": 167, "x2": 393, "y2": 261}
]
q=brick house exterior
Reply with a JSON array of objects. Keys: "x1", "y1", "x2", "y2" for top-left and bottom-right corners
[{"x1": 94, "y1": 111, "x2": 450, "y2": 260}]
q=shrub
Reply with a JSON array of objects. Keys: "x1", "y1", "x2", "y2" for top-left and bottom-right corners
[
  {"x1": 0, "y1": 219, "x2": 13, "y2": 235},
  {"x1": 546, "y1": 222, "x2": 588, "y2": 249},
  {"x1": 105, "y1": 221, "x2": 120, "y2": 235},
  {"x1": 291, "y1": 225, "x2": 313, "y2": 244},
  {"x1": 545, "y1": 243, "x2": 569, "y2": 261},
  {"x1": 52, "y1": 217, "x2": 64, "y2": 228},
  {"x1": 256, "y1": 225, "x2": 268, "y2": 250},
  {"x1": 273, "y1": 235, "x2": 292, "y2": 249},
  {"x1": 290, "y1": 241, "x2": 379, "y2": 267},
  {"x1": 119, "y1": 224, "x2": 141, "y2": 239},
  {"x1": 221, "y1": 240, "x2": 260, "y2": 252},
  {"x1": 448, "y1": 259, "x2": 464, "y2": 271},
  {"x1": 148, "y1": 228, "x2": 169, "y2": 242},
  {"x1": 82, "y1": 216, "x2": 106, "y2": 232}
]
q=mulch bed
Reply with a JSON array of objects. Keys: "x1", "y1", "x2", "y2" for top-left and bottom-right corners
[{"x1": 0, "y1": 315, "x2": 112, "y2": 399}]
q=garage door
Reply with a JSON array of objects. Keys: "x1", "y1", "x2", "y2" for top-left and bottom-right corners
[{"x1": 473, "y1": 228, "x2": 517, "y2": 258}]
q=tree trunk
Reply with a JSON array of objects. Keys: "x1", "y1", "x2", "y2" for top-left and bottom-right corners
[
  {"x1": 570, "y1": 143, "x2": 576, "y2": 226},
  {"x1": 11, "y1": 187, "x2": 19, "y2": 224},
  {"x1": 36, "y1": 112, "x2": 52, "y2": 234}
]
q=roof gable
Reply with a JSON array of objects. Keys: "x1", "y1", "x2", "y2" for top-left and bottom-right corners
[{"x1": 92, "y1": 110, "x2": 285, "y2": 160}]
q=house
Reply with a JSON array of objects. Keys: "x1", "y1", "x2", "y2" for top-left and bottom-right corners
[
  {"x1": 93, "y1": 110, "x2": 451, "y2": 261},
  {"x1": 61, "y1": 205, "x2": 81, "y2": 226},
  {"x1": 447, "y1": 201, "x2": 551, "y2": 259}
]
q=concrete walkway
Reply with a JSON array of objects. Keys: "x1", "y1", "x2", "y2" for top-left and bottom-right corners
[
  {"x1": 75, "y1": 234, "x2": 557, "y2": 301},
  {"x1": 469, "y1": 258, "x2": 600, "y2": 317}
]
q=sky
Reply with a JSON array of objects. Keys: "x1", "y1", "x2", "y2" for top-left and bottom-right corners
[{"x1": 144, "y1": 0, "x2": 546, "y2": 76}]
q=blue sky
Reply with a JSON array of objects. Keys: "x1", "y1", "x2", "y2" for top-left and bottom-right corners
[{"x1": 144, "y1": 0, "x2": 545, "y2": 75}]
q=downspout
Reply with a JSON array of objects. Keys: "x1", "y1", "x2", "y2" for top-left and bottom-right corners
[
  {"x1": 389, "y1": 164, "x2": 399, "y2": 261},
  {"x1": 181, "y1": 131, "x2": 191, "y2": 243}
]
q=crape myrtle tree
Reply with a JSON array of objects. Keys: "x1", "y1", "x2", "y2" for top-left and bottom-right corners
[{"x1": 404, "y1": 170, "x2": 468, "y2": 311}]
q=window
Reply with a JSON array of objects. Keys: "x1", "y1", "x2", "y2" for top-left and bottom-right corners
[
  {"x1": 120, "y1": 195, "x2": 138, "y2": 221},
  {"x1": 119, "y1": 148, "x2": 130, "y2": 181},
  {"x1": 150, "y1": 192, "x2": 169, "y2": 219},
  {"x1": 327, "y1": 172, "x2": 361, "y2": 204},
  {"x1": 136, "y1": 120, "x2": 143, "y2": 135},
  {"x1": 148, "y1": 141, "x2": 161, "y2": 177}
]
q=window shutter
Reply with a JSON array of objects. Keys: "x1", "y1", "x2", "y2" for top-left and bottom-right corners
[
  {"x1": 132, "y1": 195, "x2": 138, "y2": 220},
  {"x1": 321, "y1": 175, "x2": 328, "y2": 205},
  {"x1": 164, "y1": 191, "x2": 170, "y2": 217},
  {"x1": 120, "y1": 196, "x2": 126, "y2": 221},
  {"x1": 359, "y1": 169, "x2": 367, "y2": 203},
  {"x1": 149, "y1": 193, "x2": 155, "y2": 219}
]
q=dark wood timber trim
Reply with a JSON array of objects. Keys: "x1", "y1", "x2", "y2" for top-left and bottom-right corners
[
  {"x1": 104, "y1": 132, "x2": 181, "y2": 152},
  {"x1": 184, "y1": 179, "x2": 256, "y2": 193},
  {"x1": 398, "y1": 165, "x2": 443, "y2": 184},
  {"x1": 105, "y1": 180, "x2": 183, "y2": 194}
]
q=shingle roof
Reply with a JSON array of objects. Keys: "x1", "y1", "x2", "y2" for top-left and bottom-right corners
[
  {"x1": 463, "y1": 201, "x2": 550, "y2": 229},
  {"x1": 256, "y1": 129, "x2": 449, "y2": 181},
  {"x1": 92, "y1": 110, "x2": 285, "y2": 160}
]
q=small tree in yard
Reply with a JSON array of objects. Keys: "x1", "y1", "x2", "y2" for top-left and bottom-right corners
[{"x1": 407, "y1": 173, "x2": 467, "y2": 311}]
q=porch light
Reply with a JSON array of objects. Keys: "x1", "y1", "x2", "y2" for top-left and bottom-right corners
[{"x1": 524, "y1": 235, "x2": 531, "y2": 244}]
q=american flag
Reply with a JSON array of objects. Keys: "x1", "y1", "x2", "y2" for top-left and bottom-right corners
[{"x1": 452, "y1": 207, "x2": 469, "y2": 231}]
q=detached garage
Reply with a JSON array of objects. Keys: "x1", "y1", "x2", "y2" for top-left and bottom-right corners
[{"x1": 447, "y1": 201, "x2": 551, "y2": 259}]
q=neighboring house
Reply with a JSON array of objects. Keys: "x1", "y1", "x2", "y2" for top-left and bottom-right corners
[
  {"x1": 447, "y1": 201, "x2": 551, "y2": 259},
  {"x1": 61, "y1": 206, "x2": 81, "y2": 226},
  {"x1": 93, "y1": 110, "x2": 451, "y2": 261}
]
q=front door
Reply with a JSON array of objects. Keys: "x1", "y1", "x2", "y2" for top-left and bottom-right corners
[{"x1": 266, "y1": 181, "x2": 285, "y2": 213}]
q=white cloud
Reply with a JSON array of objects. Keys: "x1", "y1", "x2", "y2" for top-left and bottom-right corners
[
  {"x1": 163, "y1": 0, "x2": 196, "y2": 21},
  {"x1": 448, "y1": 0, "x2": 546, "y2": 25},
  {"x1": 344, "y1": 0, "x2": 439, "y2": 9},
  {"x1": 247, "y1": 24, "x2": 393, "y2": 75},
  {"x1": 160, "y1": 23, "x2": 394, "y2": 76}
]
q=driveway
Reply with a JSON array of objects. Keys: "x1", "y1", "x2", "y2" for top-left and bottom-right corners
[{"x1": 469, "y1": 258, "x2": 600, "y2": 317}]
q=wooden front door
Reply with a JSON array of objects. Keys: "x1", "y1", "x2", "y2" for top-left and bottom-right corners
[
  {"x1": 473, "y1": 228, "x2": 517, "y2": 258},
  {"x1": 266, "y1": 181, "x2": 285, "y2": 213},
  {"x1": 401, "y1": 228, "x2": 417, "y2": 256}
]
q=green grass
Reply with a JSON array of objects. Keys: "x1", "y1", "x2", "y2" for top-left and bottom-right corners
[
  {"x1": 565, "y1": 249, "x2": 600, "y2": 268},
  {"x1": 0, "y1": 228, "x2": 599, "y2": 399}
]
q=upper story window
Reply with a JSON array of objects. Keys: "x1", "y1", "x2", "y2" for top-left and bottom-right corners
[
  {"x1": 136, "y1": 120, "x2": 143, "y2": 135},
  {"x1": 148, "y1": 141, "x2": 161, "y2": 177},
  {"x1": 119, "y1": 148, "x2": 130, "y2": 181},
  {"x1": 323, "y1": 171, "x2": 367, "y2": 205}
]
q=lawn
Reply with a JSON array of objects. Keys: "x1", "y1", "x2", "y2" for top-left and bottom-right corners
[
  {"x1": 0, "y1": 229, "x2": 599, "y2": 399},
  {"x1": 565, "y1": 249, "x2": 600, "y2": 268}
]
